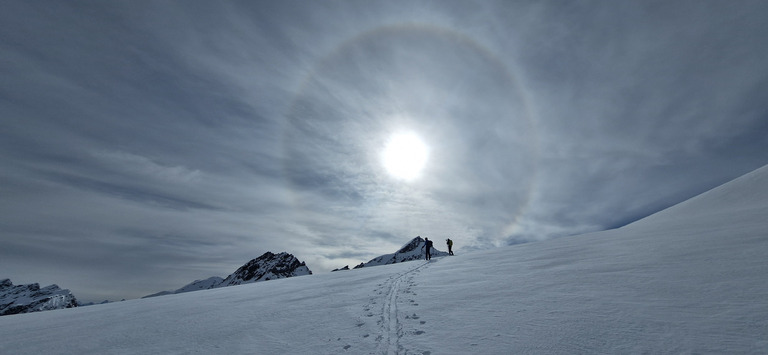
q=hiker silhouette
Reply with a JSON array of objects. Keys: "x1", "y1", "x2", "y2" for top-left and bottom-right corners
[{"x1": 422, "y1": 237, "x2": 434, "y2": 260}]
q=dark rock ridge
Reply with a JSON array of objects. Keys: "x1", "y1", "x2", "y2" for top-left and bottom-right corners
[
  {"x1": 144, "y1": 252, "x2": 312, "y2": 298},
  {"x1": 220, "y1": 252, "x2": 312, "y2": 286},
  {"x1": 333, "y1": 237, "x2": 450, "y2": 271},
  {"x1": 0, "y1": 279, "x2": 78, "y2": 316}
]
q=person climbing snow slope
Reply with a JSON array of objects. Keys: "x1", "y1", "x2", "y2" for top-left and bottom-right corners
[{"x1": 422, "y1": 237, "x2": 434, "y2": 260}]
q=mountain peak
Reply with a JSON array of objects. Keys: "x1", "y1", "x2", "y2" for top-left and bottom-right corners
[
  {"x1": 339, "y1": 236, "x2": 449, "y2": 270},
  {"x1": 0, "y1": 279, "x2": 78, "y2": 316},
  {"x1": 397, "y1": 236, "x2": 426, "y2": 254},
  {"x1": 220, "y1": 251, "x2": 312, "y2": 286},
  {"x1": 144, "y1": 252, "x2": 312, "y2": 298}
]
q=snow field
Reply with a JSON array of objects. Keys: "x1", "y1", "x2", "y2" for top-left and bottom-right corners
[{"x1": 1, "y1": 165, "x2": 767, "y2": 354}]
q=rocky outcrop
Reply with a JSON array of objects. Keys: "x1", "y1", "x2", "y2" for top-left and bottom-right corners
[
  {"x1": 220, "y1": 252, "x2": 312, "y2": 286},
  {"x1": 144, "y1": 252, "x2": 312, "y2": 298},
  {"x1": 0, "y1": 279, "x2": 78, "y2": 316},
  {"x1": 346, "y1": 236, "x2": 450, "y2": 270}
]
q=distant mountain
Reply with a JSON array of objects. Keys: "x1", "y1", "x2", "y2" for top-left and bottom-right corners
[
  {"x1": 78, "y1": 299, "x2": 118, "y2": 307},
  {"x1": 143, "y1": 277, "x2": 225, "y2": 298},
  {"x1": 333, "y1": 236, "x2": 450, "y2": 271},
  {"x1": 220, "y1": 252, "x2": 312, "y2": 286},
  {"x1": 177, "y1": 277, "x2": 225, "y2": 292},
  {"x1": 144, "y1": 252, "x2": 311, "y2": 298},
  {"x1": 0, "y1": 279, "x2": 78, "y2": 316}
]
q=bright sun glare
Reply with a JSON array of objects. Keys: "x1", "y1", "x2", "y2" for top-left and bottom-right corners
[{"x1": 382, "y1": 132, "x2": 429, "y2": 181}]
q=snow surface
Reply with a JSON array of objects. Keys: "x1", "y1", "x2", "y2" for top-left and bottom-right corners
[
  {"x1": 143, "y1": 277, "x2": 224, "y2": 299},
  {"x1": 1, "y1": 165, "x2": 767, "y2": 354}
]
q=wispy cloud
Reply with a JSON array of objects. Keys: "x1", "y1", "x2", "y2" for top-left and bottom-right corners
[{"x1": 1, "y1": 0, "x2": 767, "y2": 301}]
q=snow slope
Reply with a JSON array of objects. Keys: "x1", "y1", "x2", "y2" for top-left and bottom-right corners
[
  {"x1": 1, "y1": 165, "x2": 767, "y2": 354},
  {"x1": 142, "y1": 277, "x2": 224, "y2": 298}
]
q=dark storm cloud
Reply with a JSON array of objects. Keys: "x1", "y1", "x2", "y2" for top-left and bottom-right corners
[{"x1": 1, "y1": 0, "x2": 767, "y2": 301}]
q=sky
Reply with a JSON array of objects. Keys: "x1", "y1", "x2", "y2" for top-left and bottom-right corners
[{"x1": 1, "y1": 0, "x2": 767, "y2": 302}]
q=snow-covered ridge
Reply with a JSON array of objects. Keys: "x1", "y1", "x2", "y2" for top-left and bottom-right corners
[
  {"x1": 334, "y1": 236, "x2": 450, "y2": 271},
  {"x1": 143, "y1": 277, "x2": 224, "y2": 298},
  {"x1": 627, "y1": 163, "x2": 768, "y2": 228},
  {"x1": 221, "y1": 251, "x2": 312, "y2": 286},
  {"x1": 144, "y1": 252, "x2": 311, "y2": 298},
  {"x1": 0, "y1": 279, "x2": 78, "y2": 316}
]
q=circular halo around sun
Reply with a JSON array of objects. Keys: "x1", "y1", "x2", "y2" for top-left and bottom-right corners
[
  {"x1": 382, "y1": 132, "x2": 429, "y2": 181},
  {"x1": 282, "y1": 24, "x2": 538, "y2": 240}
]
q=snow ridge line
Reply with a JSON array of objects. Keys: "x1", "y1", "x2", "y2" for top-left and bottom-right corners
[{"x1": 375, "y1": 261, "x2": 431, "y2": 355}]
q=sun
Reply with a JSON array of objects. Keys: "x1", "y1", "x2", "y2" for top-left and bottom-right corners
[{"x1": 382, "y1": 132, "x2": 429, "y2": 181}]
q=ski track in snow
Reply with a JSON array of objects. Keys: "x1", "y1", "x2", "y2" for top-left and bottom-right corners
[{"x1": 366, "y1": 260, "x2": 432, "y2": 355}]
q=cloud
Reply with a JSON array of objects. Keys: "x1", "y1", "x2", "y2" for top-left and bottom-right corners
[
  {"x1": 1, "y1": 1, "x2": 767, "y2": 301},
  {"x1": 91, "y1": 151, "x2": 202, "y2": 184}
]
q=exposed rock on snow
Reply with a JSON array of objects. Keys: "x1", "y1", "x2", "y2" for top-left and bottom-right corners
[
  {"x1": 0, "y1": 279, "x2": 78, "y2": 316},
  {"x1": 220, "y1": 252, "x2": 312, "y2": 286},
  {"x1": 350, "y1": 236, "x2": 450, "y2": 270},
  {"x1": 144, "y1": 252, "x2": 311, "y2": 298}
]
